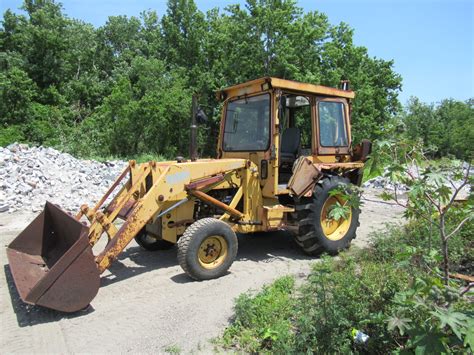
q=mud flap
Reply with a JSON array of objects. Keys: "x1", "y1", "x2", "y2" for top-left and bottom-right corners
[{"x1": 6, "y1": 202, "x2": 100, "y2": 313}]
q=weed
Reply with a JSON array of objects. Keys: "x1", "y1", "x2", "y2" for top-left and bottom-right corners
[
  {"x1": 164, "y1": 344, "x2": 181, "y2": 354},
  {"x1": 221, "y1": 276, "x2": 295, "y2": 353}
]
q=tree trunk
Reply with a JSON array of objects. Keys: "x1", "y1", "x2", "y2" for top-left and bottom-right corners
[
  {"x1": 441, "y1": 238, "x2": 449, "y2": 285},
  {"x1": 440, "y1": 215, "x2": 449, "y2": 285}
]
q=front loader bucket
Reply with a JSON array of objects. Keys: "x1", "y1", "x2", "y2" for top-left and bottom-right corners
[{"x1": 6, "y1": 202, "x2": 100, "y2": 313}]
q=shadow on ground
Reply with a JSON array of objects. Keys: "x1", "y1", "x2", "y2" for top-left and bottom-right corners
[
  {"x1": 103, "y1": 230, "x2": 314, "y2": 287},
  {"x1": 4, "y1": 230, "x2": 315, "y2": 325},
  {"x1": 4, "y1": 264, "x2": 94, "y2": 328}
]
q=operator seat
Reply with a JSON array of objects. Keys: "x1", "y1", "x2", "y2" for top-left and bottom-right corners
[{"x1": 280, "y1": 127, "x2": 301, "y2": 165}]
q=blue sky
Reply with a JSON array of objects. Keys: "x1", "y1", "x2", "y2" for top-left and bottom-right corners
[{"x1": 1, "y1": 0, "x2": 473, "y2": 104}]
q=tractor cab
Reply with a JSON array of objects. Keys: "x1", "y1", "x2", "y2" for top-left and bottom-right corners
[{"x1": 217, "y1": 77, "x2": 357, "y2": 197}]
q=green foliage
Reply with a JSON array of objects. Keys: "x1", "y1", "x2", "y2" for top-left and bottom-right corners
[
  {"x1": 1, "y1": 0, "x2": 468, "y2": 162},
  {"x1": 0, "y1": 65, "x2": 37, "y2": 125},
  {"x1": 1, "y1": 0, "x2": 402, "y2": 158},
  {"x1": 327, "y1": 184, "x2": 363, "y2": 221},
  {"x1": 26, "y1": 102, "x2": 69, "y2": 146},
  {"x1": 163, "y1": 344, "x2": 182, "y2": 355},
  {"x1": 220, "y1": 222, "x2": 473, "y2": 354},
  {"x1": 368, "y1": 139, "x2": 473, "y2": 283},
  {"x1": 221, "y1": 276, "x2": 295, "y2": 353},
  {"x1": 0, "y1": 124, "x2": 25, "y2": 145},
  {"x1": 402, "y1": 97, "x2": 474, "y2": 160},
  {"x1": 294, "y1": 254, "x2": 408, "y2": 353},
  {"x1": 388, "y1": 277, "x2": 472, "y2": 354}
]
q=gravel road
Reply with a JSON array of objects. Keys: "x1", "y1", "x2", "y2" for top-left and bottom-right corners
[{"x1": 0, "y1": 189, "x2": 403, "y2": 354}]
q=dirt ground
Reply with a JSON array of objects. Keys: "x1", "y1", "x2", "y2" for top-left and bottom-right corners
[{"x1": 0, "y1": 189, "x2": 404, "y2": 354}]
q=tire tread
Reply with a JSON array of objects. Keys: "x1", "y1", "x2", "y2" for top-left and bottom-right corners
[
  {"x1": 295, "y1": 176, "x2": 360, "y2": 256},
  {"x1": 177, "y1": 218, "x2": 237, "y2": 280}
]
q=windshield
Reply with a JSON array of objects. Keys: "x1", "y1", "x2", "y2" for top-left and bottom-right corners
[
  {"x1": 318, "y1": 101, "x2": 348, "y2": 147},
  {"x1": 223, "y1": 94, "x2": 270, "y2": 151}
]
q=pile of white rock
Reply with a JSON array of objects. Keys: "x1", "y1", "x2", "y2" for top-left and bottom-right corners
[
  {"x1": 362, "y1": 176, "x2": 408, "y2": 191},
  {"x1": 363, "y1": 163, "x2": 472, "y2": 194},
  {"x1": 0, "y1": 143, "x2": 126, "y2": 214}
]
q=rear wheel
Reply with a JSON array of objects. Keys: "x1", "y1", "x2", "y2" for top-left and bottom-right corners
[
  {"x1": 177, "y1": 218, "x2": 238, "y2": 280},
  {"x1": 135, "y1": 230, "x2": 174, "y2": 251},
  {"x1": 295, "y1": 176, "x2": 360, "y2": 255}
]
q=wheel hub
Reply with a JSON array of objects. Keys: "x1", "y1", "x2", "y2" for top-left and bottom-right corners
[
  {"x1": 203, "y1": 243, "x2": 219, "y2": 259},
  {"x1": 198, "y1": 236, "x2": 228, "y2": 269}
]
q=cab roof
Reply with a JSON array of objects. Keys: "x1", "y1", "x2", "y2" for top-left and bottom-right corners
[{"x1": 218, "y1": 77, "x2": 355, "y2": 100}]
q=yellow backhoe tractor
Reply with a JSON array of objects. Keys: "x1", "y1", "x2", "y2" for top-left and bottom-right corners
[{"x1": 7, "y1": 77, "x2": 371, "y2": 312}]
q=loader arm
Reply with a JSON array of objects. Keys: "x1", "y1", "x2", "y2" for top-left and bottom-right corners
[
  {"x1": 6, "y1": 158, "x2": 256, "y2": 312},
  {"x1": 82, "y1": 159, "x2": 249, "y2": 273}
]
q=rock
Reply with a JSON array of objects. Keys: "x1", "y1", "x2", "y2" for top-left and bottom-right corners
[
  {"x1": 26, "y1": 180, "x2": 37, "y2": 188},
  {"x1": 0, "y1": 204, "x2": 9, "y2": 213},
  {"x1": 0, "y1": 143, "x2": 126, "y2": 213}
]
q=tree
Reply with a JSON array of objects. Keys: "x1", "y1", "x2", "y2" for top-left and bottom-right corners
[
  {"x1": 437, "y1": 99, "x2": 474, "y2": 160},
  {"x1": 161, "y1": 0, "x2": 205, "y2": 75},
  {"x1": 91, "y1": 57, "x2": 192, "y2": 157},
  {"x1": 19, "y1": 0, "x2": 69, "y2": 91},
  {"x1": 401, "y1": 97, "x2": 474, "y2": 160},
  {"x1": 1, "y1": 0, "x2": 403, "y2": 158},
  {"x1": 0, "y1": 65, "x2": 37, "y2": 125}
]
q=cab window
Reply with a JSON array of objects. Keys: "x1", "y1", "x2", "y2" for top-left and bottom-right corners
[
  {"x1": 284, "y1": 95, "x2": 311, "y2": 149},
  {"x1": 318, "y1": 101, "x2": 348, "y2": 147},
  {"x1": 223, "y1": 94, "x2": 270, "y2": 151}
]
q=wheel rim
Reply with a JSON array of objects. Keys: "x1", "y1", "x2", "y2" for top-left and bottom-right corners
[
  {"x1": 198, "y1": 235, "x2": 228, "y2": 269},
  {"x1": 320, "y1": 195, "x2": 352, "y2": 241}
]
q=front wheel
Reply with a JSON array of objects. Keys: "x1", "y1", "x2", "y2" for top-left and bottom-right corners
[
  {"x1": 295, "y1": 176, "x2": 360, "y2": 255},
  {"x1": 177, "y1": 218, "x2": 238, "y2": 280}
]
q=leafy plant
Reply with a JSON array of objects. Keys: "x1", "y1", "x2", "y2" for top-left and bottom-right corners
[
  {"x1": 220, "y1": 223, "x2": 473, "y2": 354},
  {"x1": 221, "y1": 276, "x2": 295, "y2": 353},
  {"x1": 327, "y1": 183, "x2": 363, "y2": 221},
  {"x1": 388, "y1": 277, "x2": 473, "y2": 353},
  {"x1": 373, "y1": 140, "x2": 473, "y2": 284},
  {"x1": 164, "y1": 344, "x2": 182, "y2": 354}
]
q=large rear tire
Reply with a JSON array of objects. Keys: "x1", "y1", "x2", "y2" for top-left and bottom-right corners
[
  {"x1": 177, "y1": 218, "x2": 238, "y2": 280},
  {"x1": 295, "y1": 176, "x2": 360, "y2": 255}
]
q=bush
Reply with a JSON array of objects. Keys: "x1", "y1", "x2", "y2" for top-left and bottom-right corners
[
  {"x1": 387, "y1": 276, "x2": 473, "y2": 353},
  {"x1": 0, "y1": 125, "x2": 25, "y2": 146},
  {"x1": 219, "y1": 222, "x2": 473, "y2": 354},
  {"x1": 221, "y1": 276, "x2": 295, "y2": 353},
  {"x1": 294, "y1": 254, "x2": 409, "y2": 353},
  {"x1": 25, "y1": 103, "x2": 70, "y2": 147},
  {"x1": 368, "y1": 211, "x2": 473, "y2": 276}
]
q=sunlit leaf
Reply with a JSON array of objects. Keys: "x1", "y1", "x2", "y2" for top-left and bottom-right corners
[
  {"x1": 387, "y1": 315, "x2": 412, "y2": 336},
  {"x1": 430, "y1": 308, "x2": 468, "y2": 340}
]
